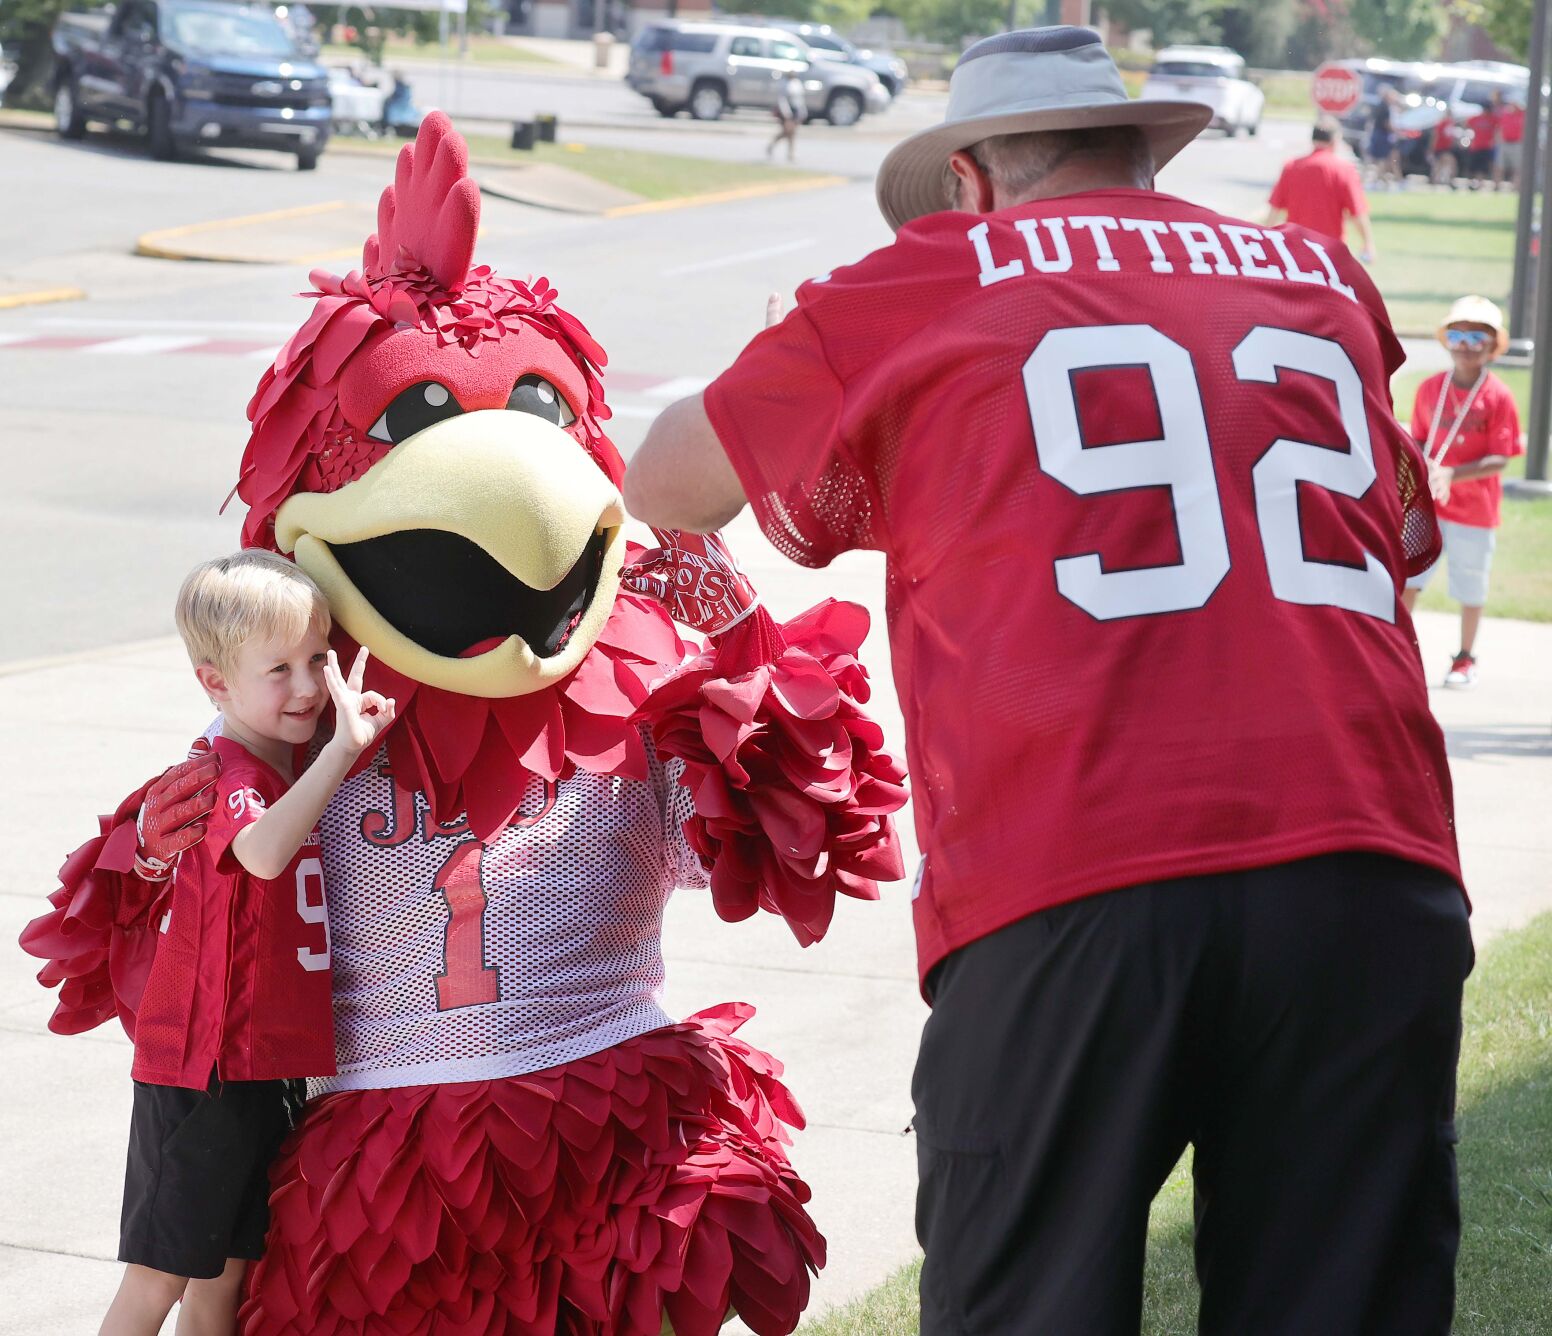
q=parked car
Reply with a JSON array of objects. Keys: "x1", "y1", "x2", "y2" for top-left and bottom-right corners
[
  {"x1": 1334, "y1": 56, "x2": 1430, "y2": 157},
  {"x1": 766, "y1": 20, "x2": 907, "y2": 99},
  {"x1": 52, "y1": 0, "x2": 332, "y2": 169},
  {"x1": 1138, "y1": 45, "x2": 1263, "y2": 136},
  {"x1": 625, "y1": 21, "x2": 887, "y2": 126}
]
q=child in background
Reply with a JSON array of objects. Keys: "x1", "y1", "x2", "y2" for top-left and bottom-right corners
[
  {"x1": 102, "y1": 551, "x2": 394, "y2": 1336},
  {"x1": 1403, "y1": 297, "x2": 1523, "y2": 687}
]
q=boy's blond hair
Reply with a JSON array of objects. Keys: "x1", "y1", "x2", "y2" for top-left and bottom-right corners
[{"x1": 176, "y1": 550, "x2": 331, "y2": 676}]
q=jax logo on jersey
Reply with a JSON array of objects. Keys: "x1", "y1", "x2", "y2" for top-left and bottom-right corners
[{"x1": 229, "y1": 787, "x2": 268, "y2": 821}]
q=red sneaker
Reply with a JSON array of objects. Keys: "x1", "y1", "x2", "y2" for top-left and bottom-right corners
[{"x1": 1444, "y1": 650, "x2": 1477, "y2": 688}]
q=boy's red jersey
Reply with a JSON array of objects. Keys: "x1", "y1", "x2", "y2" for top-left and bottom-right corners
[
  {"x1": 705, "y1": 189, "x2": 1462, "y2": 987},
  {"x1": 133, "y1": 734, "x2": 336, "y2": 1088}
]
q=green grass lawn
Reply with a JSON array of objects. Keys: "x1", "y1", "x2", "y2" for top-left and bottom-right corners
[
  {"x1": 335, "y1": 134, "x2": 831, "y2": 203},
  {"x1": 1367, "y1": 189, "x2": 1517, "y2": 338},
  {"x1": 800, "y1": 912, "x2": 1552, "y2": 1334},
  {"x1": 1390, "y1": 365, "x2": 1552, "y2": 623}
]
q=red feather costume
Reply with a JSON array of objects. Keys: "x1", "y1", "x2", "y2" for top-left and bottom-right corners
[{"x1": 20, "y1": 113, "x2": 906, "y2": 1335}]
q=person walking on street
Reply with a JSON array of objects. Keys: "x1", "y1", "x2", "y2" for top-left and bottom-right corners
[
  {"x1": 626, "y1": 26, "x2": 1470, "y2": 1336},
  {"x1": 1403, "y1": 295, "x2": 1523, "y2": 686},
  {"x1": 768, "y1": 72, "x2": 806, "y2": 162},
  {"x1": 1267, "y1": 118, "x2": 1376, "y2": 260}
]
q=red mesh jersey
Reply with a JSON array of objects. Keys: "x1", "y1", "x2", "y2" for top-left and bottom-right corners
[
  {"x1": 133, "y1": 734, "x2": 336, "y2": 1087},
  {"x1": 705, "y1": 188, "x2": 1460, "y2": 988}
]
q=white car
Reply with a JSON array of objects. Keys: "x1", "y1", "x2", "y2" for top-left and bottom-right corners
[{"x1": 1140, "y1": 45, "x2": 1264, "y2": 137}]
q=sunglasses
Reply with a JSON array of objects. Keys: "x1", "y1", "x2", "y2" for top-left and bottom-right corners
[{"x1": 1445, "y1": 329, "x2": 1495, "y2": 351}]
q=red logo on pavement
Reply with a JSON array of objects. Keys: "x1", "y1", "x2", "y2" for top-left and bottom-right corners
[{"x1": 1312, "y1": 64, "x2": 1361, "y2": 117}]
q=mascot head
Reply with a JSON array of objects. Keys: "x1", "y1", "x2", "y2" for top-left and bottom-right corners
[{"x1": 236, "y1": 113, "x2": 682, "y2": 835}]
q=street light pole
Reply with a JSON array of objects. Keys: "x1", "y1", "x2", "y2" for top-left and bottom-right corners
[{"x1": 1508, "y1": 0, "x2": 1549, "y2": 343}]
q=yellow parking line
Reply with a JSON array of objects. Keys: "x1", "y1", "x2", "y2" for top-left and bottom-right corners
[
  {"x1": 0, "y1": 286, "x2": 87, "y2": 310},
  {"x1": 604, "y1": 174, "x2": 848, "y2": 218}
]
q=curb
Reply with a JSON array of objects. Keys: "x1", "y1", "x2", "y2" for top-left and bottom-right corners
[
  {"x1": 135, "y1": 200, "x2": 354, "y2": 263},
  {"x1": 0, "y1": 286, "x2": 87, "y2": 310},
  {"x1": 329, "y1": 137, "x2": 846, "y2": 217},
  {"x1": 604, "y1": 173, "x2": 848, "y2": 217}
]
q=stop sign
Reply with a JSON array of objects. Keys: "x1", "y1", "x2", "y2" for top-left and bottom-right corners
[{"x1": 1312, "y1": 63, "x2": 1361, "y2": 116}]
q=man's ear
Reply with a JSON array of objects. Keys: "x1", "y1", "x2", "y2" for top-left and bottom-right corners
[
  {"x1": 947, "y1": 150, "x2": 995, "y2": 214},
  {"x1": 195, "y1": 662, "x2": 231, "y2": 704}
]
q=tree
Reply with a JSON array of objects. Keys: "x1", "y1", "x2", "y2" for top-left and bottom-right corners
[
  {"x1": 1098, "y1": 0, "x2": 1229, "y2": 46},
  {"x1": 1478, "y1": 0, "x2": 1532, "y2": 59},
  {"x1": 1346, "y1": 0, "x2": 1444, "y2": 58},
  {"x1": 0, "y1": 0, "x2": 109, "y2": 110},
  {"x1": 890, "y1": 0, "x2": 1008, "y2": 45}
]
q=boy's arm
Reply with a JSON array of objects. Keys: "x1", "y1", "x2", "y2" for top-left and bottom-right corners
[
  {"x1": 232, "y1": 649, "x2": 394, "y2": 881},
  {"x1": 230, "y1": 744, "x2": 357, "y2": 880}
]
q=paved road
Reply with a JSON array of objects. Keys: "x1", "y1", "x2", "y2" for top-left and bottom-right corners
[{"x1": 0, "y1": 94, "x2": 1319, "y2": 663}]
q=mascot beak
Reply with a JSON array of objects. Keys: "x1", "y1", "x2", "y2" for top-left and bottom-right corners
[{"x1": 274, "y1": 411, "x2": 625, "y2": 698}]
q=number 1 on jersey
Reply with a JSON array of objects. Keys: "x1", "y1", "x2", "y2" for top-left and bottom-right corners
[{"x1": 433, "y1": 842, "x2": 500, "y2": 1010}]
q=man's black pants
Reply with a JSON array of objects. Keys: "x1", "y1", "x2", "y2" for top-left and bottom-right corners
[{"x1": 913, "y1": 853, "x2": 1473, "y2": 1335}]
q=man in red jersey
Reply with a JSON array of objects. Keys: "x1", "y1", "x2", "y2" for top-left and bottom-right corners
[
  {"x1": 625, "y1": 27, "x2": 1470, "y2": 1335},
  {"x1": 1267, "y1": 118, "x2": 1375, "y2": 260}
]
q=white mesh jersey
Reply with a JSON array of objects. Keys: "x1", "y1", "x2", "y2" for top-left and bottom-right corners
[{"x1": 307, "y1": 731, "x2": 707, "y2": 1095}]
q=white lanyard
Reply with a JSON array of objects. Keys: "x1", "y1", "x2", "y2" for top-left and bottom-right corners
[{"x1": 1424, "y1": 370, "x2": 1486, "y2": 466}]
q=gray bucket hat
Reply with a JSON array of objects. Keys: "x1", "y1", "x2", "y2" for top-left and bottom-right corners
[{"x1": 876, "y1": 27, "x2": 1213, "y2": 232}]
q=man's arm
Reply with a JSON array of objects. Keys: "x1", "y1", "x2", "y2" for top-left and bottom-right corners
[
  {"x1": 1264, "y1": 206, "x2": 1288, "y2": 226},
  {"x1": 625, "y1": 392, "x2": 749, "y2": 534},
  {"x1": 1351, "y1": 210, "x2": 1376, "y2": 262}
]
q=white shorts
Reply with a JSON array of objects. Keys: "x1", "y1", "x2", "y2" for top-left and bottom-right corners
[{"x1": 1406, "y1": 519, "x2": 1497, "y2": 606}]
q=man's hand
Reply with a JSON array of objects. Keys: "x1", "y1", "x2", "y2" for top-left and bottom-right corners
[
  {"x1": 623, "y1": 529, "x2": 759, "y2": 635},
  {"x1": 323, "y1": 648, "x2": 396, "y2": 758},
  {"x1": 134, "y1": 743, "x2": 221, "y2": 881}
]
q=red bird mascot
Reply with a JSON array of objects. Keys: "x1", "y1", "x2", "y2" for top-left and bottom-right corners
[{"x1": 20, "y1": 113, "x2": 906, "y2": 1335}]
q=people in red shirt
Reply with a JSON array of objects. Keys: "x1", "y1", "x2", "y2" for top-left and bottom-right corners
[
  {"x1": 625, "y1": 27, "x2": 1469, "y2": 1334},
  {"x1": 105, "y1": 550, "x2": 395, "y2": 1336},
  {"x1": 1430, "y1": 115, "x2": 1461, "y2": 186},
  {"x1": 1465, "y1": 93, "x2": 1503, "y2": 185},
  {"x1": 1498, "y1": 97, "x2": 1525, "y2": 188},
  {"x1": 1267, "y1": 118, "x2": 1375, "y2": 259},
  {"x1": 1403, "y1": 295, "x2": 1523, "y2": 685}
]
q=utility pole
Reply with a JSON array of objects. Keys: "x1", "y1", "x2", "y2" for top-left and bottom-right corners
[{"x1": 1508, "y1": 0, "x2": 1550, "y2": 345}]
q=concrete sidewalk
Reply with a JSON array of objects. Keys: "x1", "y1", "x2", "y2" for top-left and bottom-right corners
[{"x1": 1, "y1": 511, "x2": 1549, "y2": 1333}]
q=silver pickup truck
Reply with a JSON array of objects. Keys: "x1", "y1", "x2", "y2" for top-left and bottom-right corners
[{"x1": 626, "y1": 21, "x2": 888, "y2": 127}]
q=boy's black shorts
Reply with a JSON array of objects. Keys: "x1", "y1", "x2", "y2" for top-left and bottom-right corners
[{"x1": 120, "y1": 1072, "x2": 297, "y2": 1279}]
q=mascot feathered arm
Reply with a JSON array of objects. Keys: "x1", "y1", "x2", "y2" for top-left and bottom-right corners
[
  {"x1": 629, "y1": 531, "x2": 908, "y2": 947},
  {"x1": 18, "y1": 747, "x2": 218, "y2": 1038}
]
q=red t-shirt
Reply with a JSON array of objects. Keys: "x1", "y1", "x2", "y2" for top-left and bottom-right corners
[
  {"x1": 1499, "y1": 105, "x2": 1525, "y2": 144},
  {"x1": 1410, "y1": 370, "x2": 1522, "y2": 528},
  {"x1": 1467, "y1": 110, "x2": 1500, "y2": 148},
  {"x1": 133, "y1": 734, "x2": 336, "y2": 1087},
  {"x1": 704, "y1": 189, "x2": 1460, "y2": 988},
  {"x1": 1432, "y1": 119, "x2": 1457, "y2": 154},
  {"x1": 1268, "y1": 146, "x2": 1366, "y2": 244}
]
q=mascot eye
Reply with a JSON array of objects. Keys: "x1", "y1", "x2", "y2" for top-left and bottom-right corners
[
  {"x1": 507, "y1": 374, "x2": 576, "y2": 428},
  {"x1": 367, "y1": 381, "x2": 463, "y2": 444}
]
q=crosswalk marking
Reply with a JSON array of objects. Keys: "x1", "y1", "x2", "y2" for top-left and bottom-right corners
[{"x1": 87, "y1": 335, "x2": 208, "y2": 355}]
